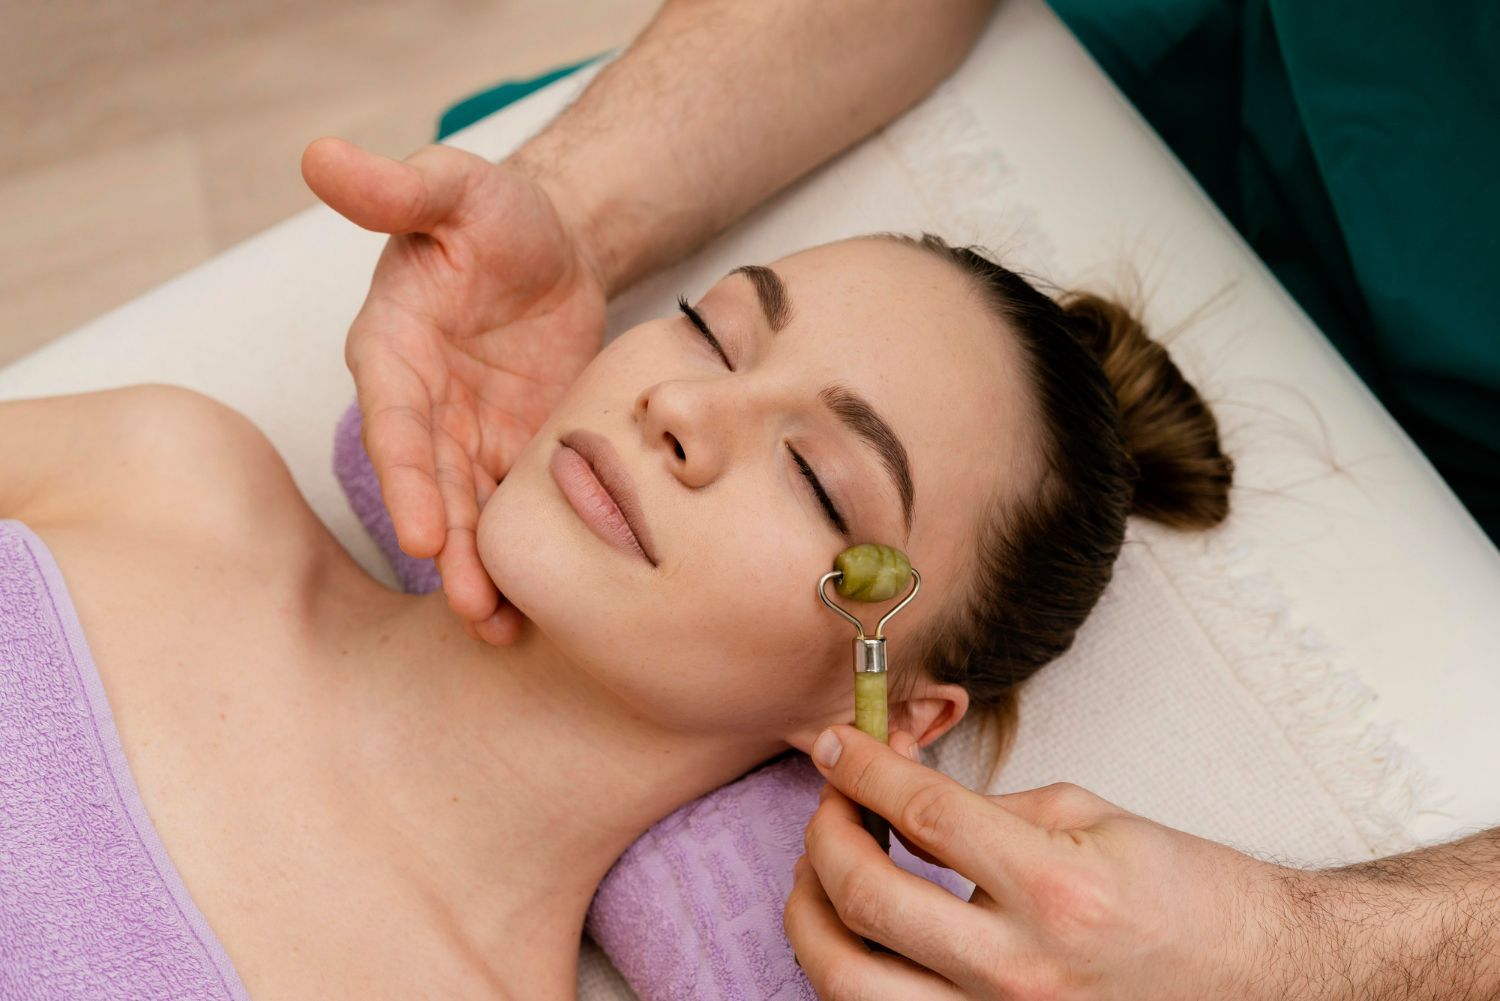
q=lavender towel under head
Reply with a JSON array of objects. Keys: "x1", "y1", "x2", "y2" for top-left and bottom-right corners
[
  {"x1": 0, "y1": 520, "x2": 250, "y2": 1000},
  {"x1": 585, "y1": 753, "x2": 970, "y2": 1000},
  {"x1": 333, "y1": 399, "x2": 971, "y2": 999}
]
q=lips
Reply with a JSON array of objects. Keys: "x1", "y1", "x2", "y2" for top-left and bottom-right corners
[{"x1": 555, "y1": 429, "x2": 658, "y2": 567}]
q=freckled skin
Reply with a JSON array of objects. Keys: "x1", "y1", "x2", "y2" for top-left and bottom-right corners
[{"x1": 473, "y1": 237, "x2": 1030, "y2": 743}]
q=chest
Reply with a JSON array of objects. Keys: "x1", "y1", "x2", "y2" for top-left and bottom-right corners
[{"x1": 31, "y1": 522, "x2": 502, "y2": 999}]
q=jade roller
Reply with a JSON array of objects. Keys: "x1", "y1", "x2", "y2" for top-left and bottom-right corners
[{"x1": 817, "y1": 543, "x2": 922, "y2": 856}]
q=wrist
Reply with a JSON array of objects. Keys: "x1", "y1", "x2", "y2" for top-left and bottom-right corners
[
  {"x1": 505, "y1": 120, "x2": 729, "y2": 301},
  {"x1": 504, "y1": 143, "x2": 634, "y2": 300},
  {"x1": 1208, "y1": 861, "x2": 1379, "y2": 1001},
  {"x1": 1208, "y1": 861, "x2": 1318, "y2": 1001}
]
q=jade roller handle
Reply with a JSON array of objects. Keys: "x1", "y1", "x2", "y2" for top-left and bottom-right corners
[
  {"x1": 852, "y1": 630, "x2": 895, "y2": 955},
  {"x1": 853, "y1": 666, "x2": 891, "y2": 852},
  {"x1": 858, "y1": 633, "x2": 888, "y2": 852}
]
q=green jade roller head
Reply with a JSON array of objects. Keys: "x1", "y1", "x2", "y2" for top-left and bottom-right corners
[
  {"x1": 818, "y1": 544, "x2": 921, "y2": 863},
  {"x1": 818, "y1": 544, "x2": 920, "y2": 743},
  {"x1": 831, "y1": 543, "x2": 913, "y2": 603}
]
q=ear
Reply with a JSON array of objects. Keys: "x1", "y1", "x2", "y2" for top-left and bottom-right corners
[
  {"x1": 781, "y1": 681, "x2": 970, "y2": 755},
  {"x1": 890, "y1": 681, "x2": 969, "y2": 751}
]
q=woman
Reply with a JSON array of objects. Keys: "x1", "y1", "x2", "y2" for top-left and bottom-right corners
[{"x1": 0, "y1": 232, "x2": 1229, "y2": 998}]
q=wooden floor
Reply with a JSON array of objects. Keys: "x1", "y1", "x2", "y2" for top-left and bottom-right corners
[{"x1": 0, "y1": 0, "x2": 658, "y2": 367}]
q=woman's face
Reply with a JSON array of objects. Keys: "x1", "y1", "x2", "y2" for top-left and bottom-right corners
[{"x1": 476, "y1": 237, "x2": 1037, "y2": 744}]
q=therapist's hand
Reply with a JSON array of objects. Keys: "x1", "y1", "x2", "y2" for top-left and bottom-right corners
[
  {"x1": 787, "y1": 724, "x2": 1298, "y2": 1001},
  {"x1": 302, "y1": 137, "x2": 607, "y2": 645}
]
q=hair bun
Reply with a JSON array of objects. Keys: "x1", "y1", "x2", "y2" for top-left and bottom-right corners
[{"x1": 1059, "y1": 291, "x2": 1232, "y2": 529}]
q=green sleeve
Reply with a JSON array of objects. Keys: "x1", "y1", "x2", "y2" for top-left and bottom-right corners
[{"x1": 1048, "y1": 0, "x2": 1500, "y2": 539}]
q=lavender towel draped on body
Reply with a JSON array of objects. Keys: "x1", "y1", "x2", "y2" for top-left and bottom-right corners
[
  {"x1": 0, "y1": 520, "x2": 249, "y2": 1001},
  {"x1": 333, "y1": 400, "x2": 971, "y2": 1000}
]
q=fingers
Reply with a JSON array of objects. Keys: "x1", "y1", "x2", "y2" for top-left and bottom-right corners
[
  {"x1": 810, "y1": 725, "x2": 1052, "y2": 899},
  {"x1": 881, "y1": 731, "x2": 947, "y2": 867},
  {"x1": 301, "y1": 137, "x2": 474, "y2": 235},
  {"x1": 350, "y1": 342, "x2": 446, "y2": 559},
  {"x1": 458, "y1": 457, "x2": 524, "y2": 646},
  {"x1": 471, "y1": 603, "x2": 524, "y2": 647},
  {"x1": 805, "y1": 781, "x2": 1004, "y2": 988},
  {"x1": 887, "y1": 730, "x2": 922, "y2": 763},
  {"x1": 785, "y1": 855, "x2": 967, "y2": 1001},
  {"x1": 472, "y1": 459, "x2": 500, "y2": 509},
  {"x1": 431, "y1": 424, "x2": 498, "y2": 623},
  {"x1": 429, "y1": 429, "x2": 528, "y2": 651},
  {"x1": 354, "y1": 333, "x2": 494, "y2": 623}
]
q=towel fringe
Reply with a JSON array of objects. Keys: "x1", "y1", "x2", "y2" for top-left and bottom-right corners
[{"x1": 1130, "y1": 517, "x2": 1444, "y2": 858}]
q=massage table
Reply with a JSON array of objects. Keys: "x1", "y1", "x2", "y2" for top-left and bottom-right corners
[{"x1": 4, "y1": 1, "x2": 1497, "y2": 995}]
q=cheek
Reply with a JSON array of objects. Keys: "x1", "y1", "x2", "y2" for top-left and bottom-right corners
[
  {"x1": 500, "y1": 565, "x2": 850, "y2": 738},
  {"x1": 637, "y1": 547, "x2": 855, "y2": 733}
]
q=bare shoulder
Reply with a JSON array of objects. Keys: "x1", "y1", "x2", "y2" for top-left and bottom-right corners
[{"x1": 1, "y1": 384, "x2": 330, "y2": 562}]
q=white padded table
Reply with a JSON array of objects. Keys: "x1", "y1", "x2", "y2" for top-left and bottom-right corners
[{"x1": 3, "y1": 0, "x2": 1496, "y2": 855}]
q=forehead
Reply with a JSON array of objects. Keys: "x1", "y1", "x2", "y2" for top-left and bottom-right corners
[{"x1": 711, "y1": 237, "x2": 1041, "y2": 593}]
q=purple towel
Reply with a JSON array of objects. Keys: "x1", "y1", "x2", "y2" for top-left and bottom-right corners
[
  {"x1": 333, "y1": 400, "x2": 971, "y2": 999},
  {"x1": 585, "y1": 753, "x2": 970, "y2": 1000},
  {"x1": 0, "y1": 520, "x2": 250, "y2": 1000}
]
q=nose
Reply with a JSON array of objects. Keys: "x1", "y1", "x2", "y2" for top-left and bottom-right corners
[{"x1": 634, "y1": 380, "x2": 729, "y2": 490}]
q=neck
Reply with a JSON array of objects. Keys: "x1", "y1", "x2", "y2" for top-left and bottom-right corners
[{"x1": 320, "y1": 588, "x2": 784, "y2": 995}]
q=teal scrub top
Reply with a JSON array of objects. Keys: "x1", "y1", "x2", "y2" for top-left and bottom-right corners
[{"x1": 1049, "y1": 0, "x2": 1500, "y2": 541}]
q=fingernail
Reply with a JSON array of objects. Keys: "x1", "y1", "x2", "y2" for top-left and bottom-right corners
[
  {"x1": 812, "y1": 728, "x2": 842, "y2": 768},
  {"x1": 907, "y1": 741, "x2": 922, "y2": 763}
]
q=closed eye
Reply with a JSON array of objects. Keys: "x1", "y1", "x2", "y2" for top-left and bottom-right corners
[
  {"x1": 790, "y1": 444, "x2": 850, "y2": 537},
  {"x1": 677, "y1": 294, "x2": 847, "y2": 536},
  {"x1": 677, "y1": 295, "x2": 734, "y2": 371}
]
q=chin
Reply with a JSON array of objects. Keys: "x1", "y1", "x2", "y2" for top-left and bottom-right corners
[
  {"x1": 476, "y1": 478, "x2": 553, "y2": 620},
  {"x1": 475, "y1": 467, "x2": 624, "y2": 639}
]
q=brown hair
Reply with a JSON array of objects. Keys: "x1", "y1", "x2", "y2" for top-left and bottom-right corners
[{"x1": 884, "y1": 233, "x2": 1233, "y2": 773}]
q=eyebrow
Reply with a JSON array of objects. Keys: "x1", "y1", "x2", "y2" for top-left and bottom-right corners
[
  {"x1": 727, "y1": 263, "x2": 915, "y2": 540},
  {"x1": 729, "y1": 264, "x2": 793, "y2": 331}
]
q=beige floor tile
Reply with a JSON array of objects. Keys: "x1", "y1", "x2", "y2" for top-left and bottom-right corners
[
  {"x1": 0, "y1": 133, "x2": 215, "y2": 366},
  {"x1": 1, "y1": 0, "x2": 657, "y2": 366}
]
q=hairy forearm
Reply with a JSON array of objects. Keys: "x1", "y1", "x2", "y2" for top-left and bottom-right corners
[
  {"x1": 509, "y1": 0, "x2": 997, "y2": 297},
  {"x1": 1270, "y1": 828, "x2": 1500, "y2": 1000}
]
